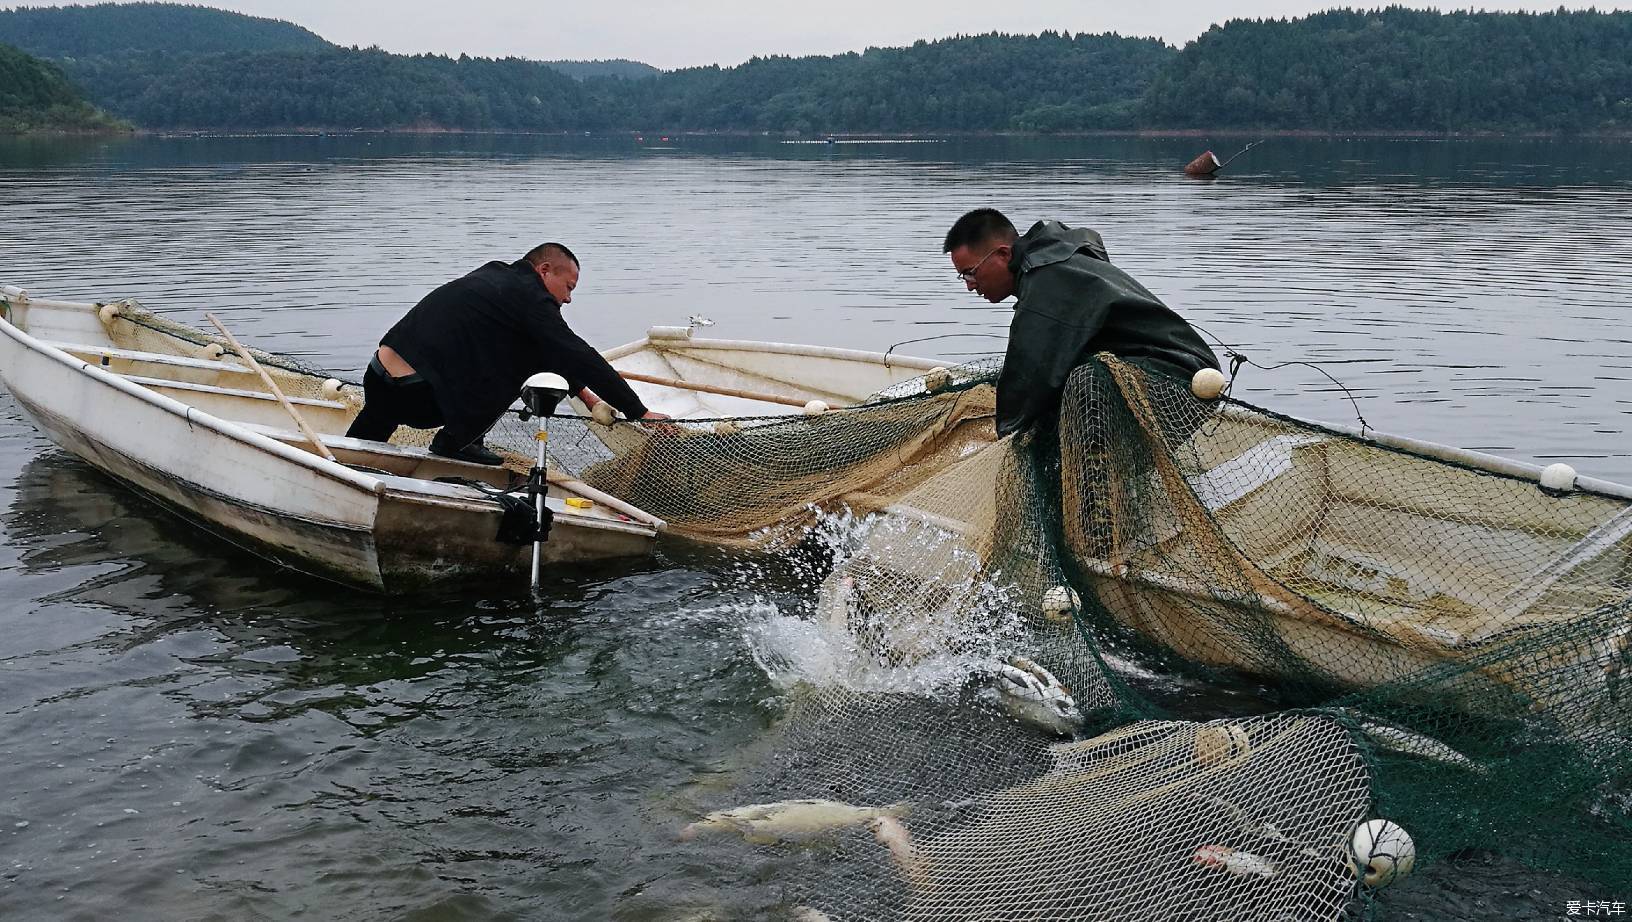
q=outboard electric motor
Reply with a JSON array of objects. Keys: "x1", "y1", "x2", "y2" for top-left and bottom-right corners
[{"x1": 519, "y1": 372, "x2": 570, "y2": 589}]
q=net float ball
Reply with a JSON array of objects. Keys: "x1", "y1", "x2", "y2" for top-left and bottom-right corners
[
  {"x1": 590, "y1": 402, "x2": 618, "y2": 426},
  {"x1": 321, "y1": 378, "x2": 344, "y2": 398},
  {"x1": 1191, "y1": 367, "x2": 1227, "y2": 400},
  {"x1": 713, "y1": 420, "x2": 741, "y2": 436},
  {"x1": 97, "y1": 303, "x2": 121, "y2": 325},
  {"x1": 1348, "y1": 819, "x2": 1416, "y2": 887},
  {"x1": 203, "y1": 342, "x2": 226, "y2": 360},
  {"x1": 923, "y1": 366, "x2": 951, "y2": 393},
  {"x1": 803, "y1": 399, "x2": 829, "y2": 416},
  {"x1": 1040, "y1": 585, "x2": 1081, "y2": 624},
  {"x1": 1194, "y1": 723, "x2": 1252, "y2": 767},
  {"x1": 1539, "y1": 462, "x2": 1577, "y2": 492}
]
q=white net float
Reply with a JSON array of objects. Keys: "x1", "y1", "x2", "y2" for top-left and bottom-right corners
[
  {"x1": 1540, "y1": 462, "x2": 1577, "y2": 491},
  {"x1": 1191, "y1": 367, "x2": 1227, "y2": 399},
  {"x1": 1348, "y1": 818, "x2": 1416, "y2": 887},
  {"x1": 1194, "y1": 723, "x2": 1252, "y2": 766}
]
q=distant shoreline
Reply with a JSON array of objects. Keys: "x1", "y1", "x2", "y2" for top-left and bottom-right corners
[{"x1": 113, "y1": 127, "x2": 1632, "y2": 141}]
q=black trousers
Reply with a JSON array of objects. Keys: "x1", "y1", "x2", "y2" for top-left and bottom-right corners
[{"x1": 345, "y1": 356, "x2": 446, "y2": 443}]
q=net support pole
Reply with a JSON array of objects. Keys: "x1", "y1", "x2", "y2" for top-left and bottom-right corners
[{"x1": 204, "y1": 312, "x2": 337, "y2": 463}]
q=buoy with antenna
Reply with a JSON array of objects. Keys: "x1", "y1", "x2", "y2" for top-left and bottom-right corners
[{"x1": 1184, "y1": 139, "x2": 1266, "y2": 177}]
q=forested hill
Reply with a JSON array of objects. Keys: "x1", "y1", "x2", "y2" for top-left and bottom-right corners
[
  {"x1": 7, "y1": 4, "x2": 1632, "y2": 133},
  {"x1": 0, "y1": 2, "x2": 328, "y2": 57},
  {"x1": 541, "y1": 59, "x2": 661, "y2": 81},
  {"x1": 0, "y1": 43, "x2": 125, "y2": 132},
  {"x1": 1142, "y1": 7, "x2": 1632, "y2": 132},
  {"x1": 55, "y1": 31, "x2": 1175, "y2": 132},
  {"x1": 64, "y1": 49, "x2": 601, "y2": 130},
  {"x1": 648, "y1": 32, "x2": 1172, "y2": 132}
]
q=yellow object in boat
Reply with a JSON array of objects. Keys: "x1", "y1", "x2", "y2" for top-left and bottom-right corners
[{"x1": 565, "y1": 497, "x2": 593, "y2": 510}]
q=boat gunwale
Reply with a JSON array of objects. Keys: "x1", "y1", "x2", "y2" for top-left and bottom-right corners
[
  {"x1": 0, "y1": 306, "x2": 387, "y2": 498},
  {"x1": 12, "y1": 296, "x2": 1632, "y2": 501},
  {"x1": 1214, "y1": 403, "x2": 1632, "y2": 502},
  {"x1": 603, "y1": 332, "x2": 946, "y2": 372}
]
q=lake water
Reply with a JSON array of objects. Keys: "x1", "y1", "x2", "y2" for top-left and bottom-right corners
[{"x1": 1, "y1": 134, "x2": 1628, "y2": 919}]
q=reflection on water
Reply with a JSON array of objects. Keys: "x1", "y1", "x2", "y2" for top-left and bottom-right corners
[{"x1": 2, "y1": 136, "x2": 1628, "y2": 918}]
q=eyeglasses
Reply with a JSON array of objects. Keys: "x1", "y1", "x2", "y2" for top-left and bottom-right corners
[{"x1": 955, "y1": 246, "x2": 1006, "y2": 282}]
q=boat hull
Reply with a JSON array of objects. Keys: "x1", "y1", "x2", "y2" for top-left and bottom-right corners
[{"x1": 0, "y1": 296, "x2": 659, "y2": 592}]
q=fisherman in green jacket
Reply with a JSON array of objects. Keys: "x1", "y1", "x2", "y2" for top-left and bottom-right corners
[{"x1": 943, "y1": 208, "x2": 1219, "y2": 437}]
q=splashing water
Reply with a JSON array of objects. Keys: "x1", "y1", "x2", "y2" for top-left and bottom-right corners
[{"x1": 732, "y1": 506, "x2": 1035, "y2": 700}]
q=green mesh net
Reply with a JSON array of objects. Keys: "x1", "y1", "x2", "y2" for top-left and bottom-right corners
[{"x1": 520, "y1": 353, "x2": 1630, "y2": 918}]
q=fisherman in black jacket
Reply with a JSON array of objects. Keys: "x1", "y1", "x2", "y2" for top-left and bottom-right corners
[
  {"x1": 943, "y1": 209, "x2": 1219, "y2": 437},
  {"x1": 346, "y1": 242, "x2": 667, "y2": 464}
]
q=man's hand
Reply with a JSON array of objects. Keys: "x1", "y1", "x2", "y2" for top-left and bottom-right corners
[{"x1": 639, "y1": 410, "x2": 679, "y2": 435}]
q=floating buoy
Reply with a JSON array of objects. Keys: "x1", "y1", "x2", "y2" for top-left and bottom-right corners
[
  {"x1": 97, "y1": 303, "x2": 121, "y2": 325},
  {"x1": 321, "y1": 378, "x2": 344, "y2": 398},
  {"x1": 1194, "y1": 723, "x2": 1252, "y2": 766},
  {"x1": 1191, "y1": 367, "x2": 1227, "y2": 400},
  {"x1": 590, "y1": 402, "x2": 617, "y2": 426},
  {"x1": 1039, "y1": 585, "x2": 1081, "y2": 624},
  {"x1": 1348, "y1": 819, "x2": 1416, "y2": 887},
  {"x1": 1184, "y1": 150, "x2": 1222, "y2": 176},
  {"x1": 713, "y1": 420, "x2": 741, "y2": 436},
  {"x1": 803, "y1": 400, "x2": 829, "y2": 416},
  {"x1": 1540, "y1": 462, "x2": 1577, "y2": 492},
  {"x1": 203, "y1": 342, "x2": 226, "y2": 360},
  {"x1": 923, "y1": 366, "x2": 951, "y2": 393},
  {"x1": 1186, "y1": 140, "x2": 1266, "y2": 177}
]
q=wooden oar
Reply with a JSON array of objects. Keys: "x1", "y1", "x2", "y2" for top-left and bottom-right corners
[
  {"x1": 618, "y1": 370, "x2": 841, "y2": 409},
  {"x1": 204, "y1": 312, "x2": 338, "y2": 463}
]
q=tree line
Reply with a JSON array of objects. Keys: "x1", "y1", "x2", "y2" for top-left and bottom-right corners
[
  {"x1": 0, "y1": 42, "x2": 126, "y2": 132},
  {"x1": 1142, "y1": 8, "x2": 1632, "y2": 132},
  {"x1": 3, "y1": 3, "x2": 1631, "y2": 134}
]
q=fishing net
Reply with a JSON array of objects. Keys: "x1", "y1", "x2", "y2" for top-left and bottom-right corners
[
  {"x1": 533, "y1": 354, "x2": 1630, "y2": 919},
  {"x1": 100, "y1": 298, "x2": 360, "y2": 403},
  {"x1": 68, "y1": 301, "x2": 1631, "y2": 915}
]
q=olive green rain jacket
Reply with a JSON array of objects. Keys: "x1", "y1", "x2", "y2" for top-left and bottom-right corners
[{"x1": 996, "y1": 220, "x2": 1220, "y2": 437}]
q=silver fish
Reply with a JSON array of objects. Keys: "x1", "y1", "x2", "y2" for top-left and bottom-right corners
[
  {"x1": 1331, "y1": 708, "x2": 1485, "y2": 773},
  {"x1": 679, "y1": 798, "x2": 909, "y2": 845},
  {"x1": 992, "y1": 655, "x2": 1082, "y2": 737}
]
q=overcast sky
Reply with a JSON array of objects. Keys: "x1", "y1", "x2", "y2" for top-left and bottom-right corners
[{"x1": 17, "y1": 1, "x2": 1628, "y2": 69}]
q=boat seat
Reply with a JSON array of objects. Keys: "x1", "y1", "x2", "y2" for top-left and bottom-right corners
[
  {"x1": 1191, "y1": 434, "x2": 1329, "y2": 513},
  {"x1": 237, "y1": 421, "x2": 514, "y2": 483},
  {"x1": 1497, "y1": 505, "x2": 1632, "y2": 618},
  {"x1": 43, "y1": 338, "x2": 255, "y2": 376},
  {"x1": 239, "y1": 422, "x2": 662, "y2": 531},
  {"x1": 122, "y1": 374, "x2": 347, "y2": 411}
]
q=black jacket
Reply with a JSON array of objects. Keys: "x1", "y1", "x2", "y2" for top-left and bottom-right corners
[
  {"x1": 381, "y1": 260, "x2": 648, "y2": 442},
  {"x1": 996, "y1": 221, "x2": 1218, "y2": 436}
]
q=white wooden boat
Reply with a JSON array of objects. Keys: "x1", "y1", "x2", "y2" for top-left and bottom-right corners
[
  {"x1": 816, "y1": 366, "x2": 1632, "y2": 714},
  {"x1": 1079, "y1": 401, "x2": 1632, "y2": 709},
  {"x1": 598, "y1": 324, "x2": 946, "y2": 414},
  {"x1": 0, "y1": 288, "x2": 662, "y2": 592},
  {"x1": 570, "y1": 323, "x2": 948, "y2": 460},
  {"x1": 552, "y1": 323, "x2": 995, "y2": 546}
]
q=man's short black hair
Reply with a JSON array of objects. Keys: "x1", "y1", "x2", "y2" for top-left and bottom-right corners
[
  {"x1": 943, "y1": 208, "x2": 1018, "y2": 253},
  {"x1": 524, "y1": 241, "x2": 579, "y2": 269}
]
